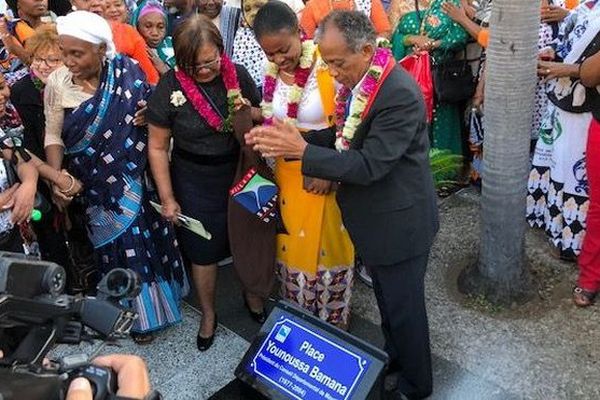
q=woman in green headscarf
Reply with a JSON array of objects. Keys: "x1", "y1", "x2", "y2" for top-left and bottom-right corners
[{"x1": 131, "y1": 0, "x2": 176, "y2": 74}]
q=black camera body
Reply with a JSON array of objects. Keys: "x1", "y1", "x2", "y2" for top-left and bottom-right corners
[
  {"x1": 0, "y1": 360, "x2": 118, "y2": 400},
  {"x1": 0, "y1": 252, "x2": 140, "y2": 400}
]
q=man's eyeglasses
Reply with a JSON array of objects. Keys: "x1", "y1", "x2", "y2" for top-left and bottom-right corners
[{"x1": 31, "y1": 56, "x2": 62, "y2": 68}]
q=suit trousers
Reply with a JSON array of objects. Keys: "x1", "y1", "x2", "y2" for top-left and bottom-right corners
[{"x1": 369, "y1": 253, "x2": 433, "y2": 400}]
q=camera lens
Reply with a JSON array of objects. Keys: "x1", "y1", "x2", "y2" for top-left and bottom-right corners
[
  {"x1": 42, "y1": 264, "x2": 66, "y2": 296},
  {"x1": 101, "y1": 269, "x2": 142, "y2": 299}
]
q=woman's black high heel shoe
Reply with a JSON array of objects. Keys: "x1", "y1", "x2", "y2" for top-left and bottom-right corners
[
  {"x1": 244, "y1": 299, "x2": 266, "y2": 324},
  {"x1": 196, "y1": 314, "x2": 218, "y2": 352}
]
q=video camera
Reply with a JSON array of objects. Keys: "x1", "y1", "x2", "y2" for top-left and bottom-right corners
[{"x1": 0, "y1": 252, "x2": 141, "y2": 400}]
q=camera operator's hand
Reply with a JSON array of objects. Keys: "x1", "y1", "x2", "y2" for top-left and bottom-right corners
[
  {"x1": 66, "y1": 377, "x2": 94, "y2": 400},
  {"x1": 94, "y1": 354, "x2": 151, "y2": 398},
  {"x1": 65, "y1": 355, "x2": 151, "y2": 400}
]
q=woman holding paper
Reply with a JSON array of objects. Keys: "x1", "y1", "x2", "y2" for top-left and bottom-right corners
[{"x1": 146, "y1": 15, "x2": 263, "y2": 351}]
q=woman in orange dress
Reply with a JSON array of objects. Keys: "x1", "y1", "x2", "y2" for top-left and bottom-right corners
[
  {"x1": 300, "y1": 0, "x2": 391, "y2": 38},
  {"x1": 102, "y1": 0, "x2": 160, "y2": 85}
]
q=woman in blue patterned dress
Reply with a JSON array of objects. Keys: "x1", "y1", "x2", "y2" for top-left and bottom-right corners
[{"x1": 44, "y1": 11, "x2": 188, "y2": 343}]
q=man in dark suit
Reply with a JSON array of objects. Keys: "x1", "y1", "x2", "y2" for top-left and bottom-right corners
[{"x1": 246, "y1": 10, "x2": 438, "y2": 400}]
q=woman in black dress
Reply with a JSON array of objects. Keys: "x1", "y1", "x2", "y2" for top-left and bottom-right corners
[{"x1": 147, "y1": 15, "x2": 266, "y2": 351}]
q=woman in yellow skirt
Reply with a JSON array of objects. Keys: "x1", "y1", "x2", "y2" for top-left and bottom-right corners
[{"x1": 254, "y1": 1, "x2": 355, "y2": 328}]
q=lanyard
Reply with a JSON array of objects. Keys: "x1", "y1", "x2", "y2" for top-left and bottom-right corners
[{"x1": 198, "y1": 84, "x2": 227, "y2": 121}]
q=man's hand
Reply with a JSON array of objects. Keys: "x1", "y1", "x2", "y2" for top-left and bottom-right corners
[
  {"x1": 66, "y1": 378, "x2": 94, "y2": 400},
  {"x1": 303, "y1": 177, "x2": 332, "y2": 195},
  {"x1": 245, "y1": 119, "x2": 308, "y2": 159},
  {"x1": 93, "y1": 355, "x2": 151, "y2": 398},
  {"x1": 65, "y1": 355, "x2": 152, "y2": 400},
  {"x1": 541, "y1": 5, "x2": 569, "y2": 23}
]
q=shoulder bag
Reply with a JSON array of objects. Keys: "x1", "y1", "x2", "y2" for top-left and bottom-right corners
[{"x1": 415, "y1": 0, "x2": 476, "y2": 104}]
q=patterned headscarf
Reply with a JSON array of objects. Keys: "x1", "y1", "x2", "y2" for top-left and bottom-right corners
[{"x1": 131, "y1": 0, "x2": 169, "y2": 28}]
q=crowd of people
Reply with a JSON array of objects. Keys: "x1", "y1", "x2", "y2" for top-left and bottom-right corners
[{"x1": 0, "y1": 0, "x2": 598, "y2": 398}]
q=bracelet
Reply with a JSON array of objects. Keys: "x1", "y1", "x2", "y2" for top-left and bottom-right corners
[{"x1": 58, "y1": 172, "x2": 76, "y2": 195}]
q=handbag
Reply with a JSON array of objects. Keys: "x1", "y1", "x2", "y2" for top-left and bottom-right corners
[
  {"x1": 413, "y1": 0, "x2": 476, "y2": 104},
  {"x1": 399, "y1": 51, "x2": 434, "y2": 122},
  {"x1": 432, "y1": 52, "x2": 477, "y2": 104}
]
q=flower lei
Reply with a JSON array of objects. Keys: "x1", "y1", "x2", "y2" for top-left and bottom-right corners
[
  {"x1": 261, "y1": 39, "x2": 316, "y2": 126},
  {"x1": 334, "y1": 44, "x2": 393, "y2": 151},
  {"x1": 174, "y1": 54, "x2": 242, "y2": 133}
]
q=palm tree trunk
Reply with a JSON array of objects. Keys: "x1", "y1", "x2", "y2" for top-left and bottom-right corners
[{"x1": 462, "y1": 0, "x2": 541, "y2": 304}]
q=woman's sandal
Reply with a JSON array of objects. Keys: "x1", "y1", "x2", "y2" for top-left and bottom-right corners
[
  {"x1": 131, "y1": 332, "x2": 155, "y2": 345},
  {"x1": 572, "y1": 286, "x2": 596, "y2": 308}
]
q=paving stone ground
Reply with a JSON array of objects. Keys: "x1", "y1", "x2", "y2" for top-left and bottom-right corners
[{"x1": 55, "y1": 188, "x2": 599, "y2": 399}]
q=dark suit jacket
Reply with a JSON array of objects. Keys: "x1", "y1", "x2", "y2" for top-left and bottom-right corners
[{"x1": 302, "y1": 65, "x2": 439, "y2": 266}]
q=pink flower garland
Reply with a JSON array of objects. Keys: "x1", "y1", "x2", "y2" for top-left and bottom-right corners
[
  {"x1": 175, "y1": 54, "x2": 242, "y2": 132},
  {"x1": 335, "y1": 86, "x2": 352, "y2": 142},
  {"x1": 335, "y1": 47, "x2": 393, "y2": 151}
]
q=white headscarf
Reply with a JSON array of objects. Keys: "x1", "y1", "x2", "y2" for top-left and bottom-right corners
[{"x1": 56, "y1": 11, "x2": 117, "y2": 60}]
